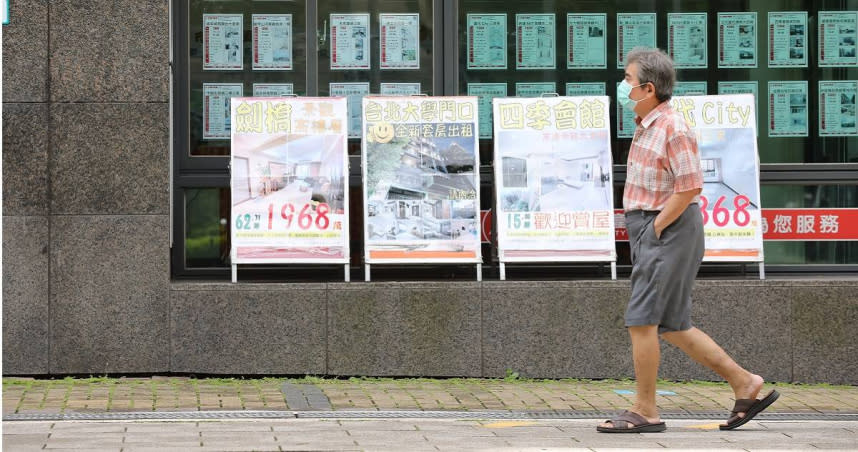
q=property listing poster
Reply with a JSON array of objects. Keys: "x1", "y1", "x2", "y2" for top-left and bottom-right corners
[
  {"x1": 718, "y1": 12, "x2": 757, "y2": 68},
  {"x1": 617, "y1": 13, "x2": 656, "y2": 68},
  {"x1": 203, "y1": 14, "x2": 243, "y2": 70},
  {"x1": 616, "y1": 82, "x2": 637, "y2": 138},
  {"x1": 566, "y1": 82, "x2": 605, "y2": 96},
  {"x1": 203, "y1": 83, "x2": 242, "y2": 140},
  {"x1": 768, "y1": 81, "x2": 808, "y2": 137},
  {"x1": 819, "y1": 80, "x2": 858, "y2": 137},
  {"x1": 468, "y1": 83, "x2": 508, "y2": 138},
  {"x1": 516, "y1": 82, "x2": 556, "y2": 97},
  {"x1": 516, "y1": 14, "x2": 556, "y2": 70},
  {"x1": 362, "y1": 96, "x2": 482, "y2": 263},
  {"x1": 670, "y1": 94, "x2": 763, "y2": 261},
  {"x1": 566, "y1": 13, "x2": 607, "y2": 69},
  {"x1": 330, "y1": 13, "x2": 370, "y2": 70},
  {"x1": 329, "y1": 82, "x2": 370, "y2": 138},
  {"x1": 492, "y1": 96, "x2": 615, "y2": 262},
  {"x1": 253, "y1": 83, "x2": 294, "y2": 97},
  {"x1": 668, "y1": 13, "x2": 707, "y2": 69},
  {"x1": 675, "y1": 81, "x2": 708, "y2": 96},
  {"x1": 230, "y1": 97, "x2": 350, "y2": 263},
  {"x1": 718, "y1": 81, "x2": 759, "y2": 136},
  {"x1": 768, "y1": 11, "x2": 807, "y2": 67},
  {"x1": 380, "y1": 83, "x2": 421, "y2": 95},
  {"x1": 818, "y1": 11, "x2": 858, "y2": 67},
  {"x1": 467, "y1": 14, "x2": 507, "y2": 70},
  {"x1": 252, "y1": 14, "x2": 292, "y2": 70},
  {"x1": 380, "y1": 13, "x2": 420, "y2": 70}
]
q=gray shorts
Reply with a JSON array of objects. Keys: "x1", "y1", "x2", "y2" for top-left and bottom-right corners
[{"x1": 625, "y1": 204, "x2": 705, "y2": 333}]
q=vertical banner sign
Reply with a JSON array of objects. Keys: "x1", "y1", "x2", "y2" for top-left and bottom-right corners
[
  {"x1": 468, "y1": 83, "x2": 508, "y2": 138},
  {"x1": 675, "y1": 81, "x2": 708, "y2": 96},
  {"x1": 467, "y1": 14, "x2": 507, "y2": 70},
  {"x1": 379, "y1": 13, "x2": 420, "y2": 70},
  {"x1": 718, "y1": 12, "x2": 757, "y2": 68},
  {"x1": 492, "y1": 96, "x2": 616, "y2": 262},
  {"x1": 330, "y1": 13, "x2": 370, "y2": 70},
  {"x1": 671, "y1": 94, "x2": 763, "y2": 261},
  {"x1": 819, "y1": 80, "x2": 858, "y2": 137},
  {"x1": 768, "y1": 81, "x2": 809, "y2": 137},
  {"x1": 516, "y1": 14, "x2": 556, "y2": 70},
  {"x1": 252, "y1": 14, "x2": 293, "y2": 70},
  {"x1": 719, "y1": 81, "x2": 759, "y2": 136},
  {"x1": 230, "y1": 97, "x2": 350, "y2": 263},
  {"x1": 768, "y1": 11, "x2": 807, "y2": 68},
  {"x1": 362, "y1": 96, "x2": 481, "y2": 263},
  {"x1": 566, "y1": 82, "x2": 605, "y2": 96},
  {"x1": 818, "y1": 11, "x2": 858, "y2": 67},
  {"x1": 253, "y1": 83, "x2": 294, "y2": 97},
  {"x1": 203, "y1": 14, "x2": 243, "y2": 70},
  {"x1": 330, "y1": 82, "x2": 370, "y2": 138},
  {"x1": 668, "y1": 13, "x2": 707, "y2": 69},
  {"x1": 567, "y1": 13, "x2": 607, "y2": 69},
  {"x1": 380, "y1": 83, "x2": 421, "y2": 95},
  {"x1": 516, "y1": 83, "x2": 556, "y2": 97},
  {"x1": 203, "y1": 83, "x2": 242, "y2": 140},
  {"x1": 617, "y1": 13, "x2": 656, "y2": 68}
]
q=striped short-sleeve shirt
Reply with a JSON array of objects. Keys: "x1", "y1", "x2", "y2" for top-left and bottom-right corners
[{"x1": 623, "y1": 101, "x2": 704, "y2": 212}]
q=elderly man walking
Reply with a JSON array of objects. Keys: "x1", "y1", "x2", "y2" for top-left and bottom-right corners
[{"x1": 597, "y1": 47, "x2": 778, "y2": 433}]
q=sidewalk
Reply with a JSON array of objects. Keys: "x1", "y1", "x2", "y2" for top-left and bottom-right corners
[{"x1": 4, "y1": 377, "x2": 858, "y2": 417}]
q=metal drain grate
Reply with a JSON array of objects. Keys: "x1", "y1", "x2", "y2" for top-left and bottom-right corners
[{"x1": 5, "y1": 410, "x2": 858, "y2": 422}]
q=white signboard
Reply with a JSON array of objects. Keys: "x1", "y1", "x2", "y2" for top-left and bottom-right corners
[
  {"x1": 230, "y1": 97, "x2": 350, "y2": 263},
  {"x1": 330, "y1": 13, "x2": 370, "y2": 70},
  {"x1": 253, "y1": 83, "x2": 294, "y2": 97},
  {"x1": 330, "y1": 82, "x2": 370, "y2": 138},
  {"x1": 380, "y1": 13, "x2": 420, "y2": 70},
  {"x1": 203, "y1": 14, "x2": 243, "y2": 70},
  {"x1": 252, "y1": 14, "x2": 293, "y2": 70},
  {"x1": 493, "y1": 96, "x2": 616, "y2": 262},
  {"x1": 362, "y1": 96, "x2": 481, "y2": 263},
  {"x1": 670, "y1": 94, "x2": 764, "y2": 262},
  {"x1": 203, "y1": 83, "x2": 242, "y2": 140}
]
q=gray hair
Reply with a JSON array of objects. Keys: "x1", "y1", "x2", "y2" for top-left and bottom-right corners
[{"x1": 626, "y1": 47, "x2": 676, "y2": 102}]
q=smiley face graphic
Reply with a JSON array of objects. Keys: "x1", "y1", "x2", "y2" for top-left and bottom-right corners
[{"x1": 370, "y1": 122, "x2": 395, "y2": 143}]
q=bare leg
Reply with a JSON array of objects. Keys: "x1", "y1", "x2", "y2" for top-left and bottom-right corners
[
  {"x1": 660, "y1": 327, "x2": 764, "y2": 419},
  {"x1": 599, "y1": 325, "x2": 661, "y2": 428}
]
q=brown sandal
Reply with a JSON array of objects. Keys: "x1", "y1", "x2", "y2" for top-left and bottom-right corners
[
  {"x1": 720, "y1": 389, "x2": 780, "y2": 430},
  {"x1": 597, "y1": 410, "x2": 666, "y2": 433}
]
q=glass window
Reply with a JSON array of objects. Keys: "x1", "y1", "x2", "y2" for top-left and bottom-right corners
[
  {"x1": 458, "y1": 0, "x2": 858, "y2": 164},
  {"x1": 761, "y1": 184, "x2": 858, "y2": 265},
  {"x1": 188, "y1": 0, "x2": 308, "y2": 156},
  {"x1": 185, "y1": 188, "x2": 230, "y2": 268}
]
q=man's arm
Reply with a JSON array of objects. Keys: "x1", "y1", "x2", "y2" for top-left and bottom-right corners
[{"x1": 653, "y1": 188, "x2": 701, "y2": 239}]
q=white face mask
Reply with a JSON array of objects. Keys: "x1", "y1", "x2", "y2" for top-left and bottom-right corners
[{"x1": 617, "y1": 80, "x2": 647, "y2": 112}]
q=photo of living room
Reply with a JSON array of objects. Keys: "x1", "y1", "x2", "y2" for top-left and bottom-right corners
[{"x1": 232, "y1": 132, "x2": 346, "y2": 216}]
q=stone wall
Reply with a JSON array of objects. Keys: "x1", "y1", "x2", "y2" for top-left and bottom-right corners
[{"x1": 2, "y1": 0, "x2": 170, "y2": 374}]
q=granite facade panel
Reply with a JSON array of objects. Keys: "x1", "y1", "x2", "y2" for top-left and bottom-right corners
[
  {"x1": 49, "y1": 0, "x2": 168, "y2": 102},
  {"x1": 2, "y1": 216, "x2": 50, "y2": 374},
  {"x1": 50, "y1": 215, "x2": 169, "y2": 374},
  {"x1": 50, "y1": 103, "x2": 168, "y2": 215}
]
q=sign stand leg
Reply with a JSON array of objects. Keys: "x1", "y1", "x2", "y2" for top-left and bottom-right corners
[
  {"x1": 344, "y1": 264, "x2": 350, "y2": 282},
  {"x1": 476, "y1": 264, "x2": 482, "y2": 282},
  {"x1": 500, "y1": 263, "x2": 506, "y2": 281},
  {"x1": 758, "y1": 262, "x2": 765, "y2": 280},
  {"x1": 611, "y1": 262, "x2": 617, "y2": 280},
  {"x1": 365, "y1": 264, "x2": 371, "y2": 282},
  {"x1": 231, "y1": 264, "x2": 237, "y2": 283}
]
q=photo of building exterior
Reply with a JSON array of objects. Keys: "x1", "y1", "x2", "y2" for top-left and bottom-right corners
[{"x1": 2, "y1": 0, "x2": 856, "y2": 383}]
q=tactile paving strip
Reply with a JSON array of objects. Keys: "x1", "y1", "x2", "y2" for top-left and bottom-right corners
[{"x1": 5, "y1": 410, "x2": 858, "y2": 422}]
